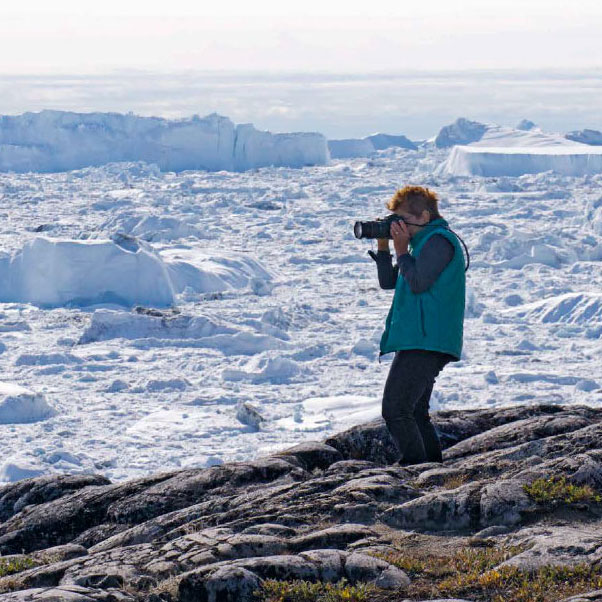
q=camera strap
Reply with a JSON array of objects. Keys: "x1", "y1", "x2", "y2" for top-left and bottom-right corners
[{"x1": 442, "y1": 226, "x2": 470, "y2": 272}]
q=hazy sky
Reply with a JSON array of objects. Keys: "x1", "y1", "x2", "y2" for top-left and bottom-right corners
[{"x1": 1, "y1": 0, "x2": 602, "y2": 73}]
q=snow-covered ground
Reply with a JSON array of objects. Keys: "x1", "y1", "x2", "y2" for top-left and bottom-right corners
[{"x1": 1, "y1": 131, "x2": 601, "y2": 483}]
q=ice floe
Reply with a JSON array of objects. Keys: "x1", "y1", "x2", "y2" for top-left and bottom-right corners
[{"x1": 0, "y1": 381, "x2": 56, "y2": 425}]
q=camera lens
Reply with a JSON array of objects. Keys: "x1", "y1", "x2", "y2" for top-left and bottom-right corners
[{"x1": 353, "y1": 222, "x2": 363, "y2": 239}]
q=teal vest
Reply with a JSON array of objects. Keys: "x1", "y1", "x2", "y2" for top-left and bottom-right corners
[{"x1": 379, "y1": 218, "x2": 466, "y2": 361}]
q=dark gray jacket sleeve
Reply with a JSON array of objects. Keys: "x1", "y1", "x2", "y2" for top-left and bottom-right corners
[{"x1": 397, "y1": 234, "x2": 454, "y2": 294}]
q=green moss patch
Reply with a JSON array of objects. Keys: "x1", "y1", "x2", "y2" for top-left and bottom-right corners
[
  {"x1": 523, "y1": 476, "x2": 602, "y2": 505},
  {"x1": 255, "y1": 578, "x2": 377, "y2": 601},
  {"x1": 0, "y1": 556, "x2": 38, "y2": 577},
  {"x1": 375, "y1": 544, "x2": 602, "y2": 602}
]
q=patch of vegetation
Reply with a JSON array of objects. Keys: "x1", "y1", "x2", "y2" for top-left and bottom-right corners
[
  {"x1": 147, "y1": 575, "x2": 181, "y2": 600},
  {"x1": 407, "y1": 472, "x2": 470, "y2": 492},
  {"x1": 376, "y1": 544, "x2": 525, "y2": 581},
  {"x1": 0, "y1": 556, "x2": 37, "y2": 577},
  {"x1": 375, "y1": 544, "x2": 602, "y2": 602},
  {"x1": 523, "y1": 476, "x2": 602, "y2": 505},
  {"x1": 441, "y1": 473, "x2": 469, "y2": 489},
  {"x1": 254, "y1": 578, "x2": 377, "y2": 602},
  {"x1": 444, "y1": 562, "x2": 602, "y2": 602}
]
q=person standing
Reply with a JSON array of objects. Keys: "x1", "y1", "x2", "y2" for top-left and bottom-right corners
[{"x1": 369, "y1": 186, "x2": 466, "y2": 465}]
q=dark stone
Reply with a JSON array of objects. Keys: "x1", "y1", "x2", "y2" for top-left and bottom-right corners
[
  {"x1": 275, "y1": 442, "x2": 343, "y2": 471},
  {"x1": 0, "y1": 473, "x2": 173, "y2": 554},
  {"x1": 289, "y1": 524, "x2": 375, "y2": 552},
  {"x1": 106, "y1": 458, "x2": 305, "y2": 524},
  {"x1": 325, "y1": 420, "x2": 398, "y2": 464},
  {"x1": 444, "y1": 412, "x2": 597, "y2": 460},
  {"x1": 0, "y1": 474, "x2": 111, "y2": 522}
]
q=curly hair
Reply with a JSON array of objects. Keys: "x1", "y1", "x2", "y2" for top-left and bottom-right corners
[{"x1": 386, "y1": 186, "x2": 441, "y2": 220}]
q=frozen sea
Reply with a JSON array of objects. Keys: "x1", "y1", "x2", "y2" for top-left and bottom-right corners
[{"x1": 1, "y1": 141, "x2": 601, "y2": 484}]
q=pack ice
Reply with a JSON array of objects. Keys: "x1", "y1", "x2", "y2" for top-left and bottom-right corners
[
  {"x1": 435, "y1": 118, "x2": 602, "y2": 177},
  {"x1": 0, "y1": 111, "x2": 329, "y2": 173}
]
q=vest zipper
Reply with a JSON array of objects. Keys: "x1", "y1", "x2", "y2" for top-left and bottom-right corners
[{"x1": 419, "y1": 298, "x2": 427, "y2": 337}]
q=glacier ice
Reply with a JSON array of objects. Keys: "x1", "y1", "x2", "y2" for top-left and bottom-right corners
[
  {"x1": 328, "y1": 133, "x2": 416, "y2": 158},
  {"x1": 438, "y1": 145, "x2": 602, "y2": 177},
  {"x1": 0, "y1": 111, "x2": 329, "y2": 173},
  {"x1": 434, "y1": 118, "x2": 488, "y2": 148},
  {"x1": 435, "y1": 118, "x2": 602, "y2": 176},
  {"x1": 0, "y1": 235, "x2": 175, "y2": 308},
  {"x1": 0, "y1": 235, "x2": 273, "y2": 309},
  {"x1": 0, "y1": 382, "x2": 57, "y2": 425},
  {"x1": 565, "y1": 129, "x2": 602, "y2": 146}
]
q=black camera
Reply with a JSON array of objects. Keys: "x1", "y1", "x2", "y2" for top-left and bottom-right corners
[{"x1": 353, "y1": 214, "x2": 405, "y2": 239}]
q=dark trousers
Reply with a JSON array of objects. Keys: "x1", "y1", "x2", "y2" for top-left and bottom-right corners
[{"x1": 381, "y1": 349, "x2": 450, "y2": 465}]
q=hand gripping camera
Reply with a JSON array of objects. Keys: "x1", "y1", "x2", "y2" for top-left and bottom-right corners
[{"x1": 353, "y1": 214, "x2": 471, "y2": 272}]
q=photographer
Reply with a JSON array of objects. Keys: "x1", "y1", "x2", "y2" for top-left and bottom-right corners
[{"x1": 370, "y1": 186, "x2": 466, "y2": 466}]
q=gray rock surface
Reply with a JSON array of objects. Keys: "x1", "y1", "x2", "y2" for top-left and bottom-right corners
[
  {"x1": 0, "y1": 587, "x2": 135, "y2": 601},
  {"x1": 1, "y1": 403, "x2": 602, "y2": 601},
  {"x1": 562, "y1": 592, "x2": 602, "y2": 601}
]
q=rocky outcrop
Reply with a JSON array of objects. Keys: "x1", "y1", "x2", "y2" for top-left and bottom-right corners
[{"x1": 1, "y1": 403, "x2": 602, "y2": 601}]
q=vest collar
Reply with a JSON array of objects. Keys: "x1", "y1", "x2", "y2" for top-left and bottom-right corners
[{"x1": 410, "y1": 217, "x2": 448, "y2": 249}]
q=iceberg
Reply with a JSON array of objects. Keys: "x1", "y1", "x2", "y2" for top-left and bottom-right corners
[
  {"x1": 366, "y1": 133, "x2": 417, "y2": 151},
  {"x1": 0, "y1": 235, "x2": 175, "y2": 308},
  {"x1": 234, "y1": 124, "x2": 328, "y2": 169},
  {"x1": 436, "y1": 118, "x2": 583, "y2": 150},
  {"x1": 161, "y1": 248, "x2": 272, "y2": 294},
  {"x1": 515, "y1": 119, "x2": 537, "y2": 131},
  {"x1": 565, "y1": 129, "x2": 602, "y2": 146},
  {"x1": 437, "y1": 145, "x2": 602, "y2": 177},
  {"x1": 328, "y1": 138, "x2": 375, "y2": 159},
  {"x1": 0, "y1": 382, "x2": 57, "y2": 425},
  {"x1": 328, "y1": 133, "x2": 416, "y2": 158},
  {"x1": 0, "y1": 235, "x2": 273, "y2": 309},
  {"x1": 434, "y1": 118, "x2": 602, "y2": 176},
  {"x1": 0, "y1": 111, "x2": 329, "y2": 173},
  {"x1": 434, "y1": 118, "x2": 488, "y2": 148}
]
